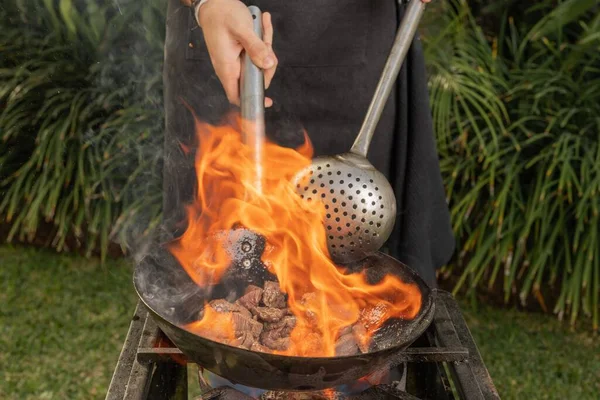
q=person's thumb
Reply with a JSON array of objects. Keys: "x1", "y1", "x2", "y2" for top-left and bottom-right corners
[{"x1": 235, "y1": 28, "x2": 276, "y2": 70}]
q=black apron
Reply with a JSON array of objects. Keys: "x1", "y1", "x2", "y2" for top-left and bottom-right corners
[{"x1": 162, "y1": 0, "x2": 455, "y2": 286}]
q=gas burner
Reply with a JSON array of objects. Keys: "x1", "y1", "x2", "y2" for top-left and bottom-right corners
[
  {"x1": 196, "y1": 365, "x2": 402, "y2": 399},
  {"x1": 106, "y1": 291, "x2": 499, "y2": 400}
]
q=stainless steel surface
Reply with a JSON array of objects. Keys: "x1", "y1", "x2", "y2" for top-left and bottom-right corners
[
  {"x1": 295, "y1": 0, "x2": 426, "y2": 264},
  {"x1": 295, "y1": 153, "x2": 397, "y2": 264},
  {"x1": 351, "y1": 0, "x2": 426, "y2": 156},
  {"x1": 240, "y1": 5, "x2": 265, "y2": 193}
]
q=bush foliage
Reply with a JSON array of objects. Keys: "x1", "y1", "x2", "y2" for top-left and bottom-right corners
[
  {"x1": 0, "y1": 0, "x2": 165, "y2": 259},
  {"x1": 1, "y1": 0, "x2": 598, "y2": 327},
  {"x1": 425, "y1": 0, "x2": 600, "y2": 328}
]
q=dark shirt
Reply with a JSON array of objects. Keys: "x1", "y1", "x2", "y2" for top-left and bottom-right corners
[{"x1": 162, "y1": 0, "x2": 455, "y2": 286}]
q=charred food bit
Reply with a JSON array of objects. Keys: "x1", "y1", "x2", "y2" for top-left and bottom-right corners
[
  {"x1": 264, "y1": 315, "x2": 296, "y2": 336},
  {"x1": 253, "y1": 306, "x2": 286, "y2": 322},
  {"x1": 199, "y1": 282, "x2": 370, "y2": 356},
  {"x1": 244, "y1": 284, "x2": 262, "y2": 294},
  {"x1": 259, "y1": 315, "x2": 296, "y2": 351},
  {"x1": 262, "y1": 281, "x2": 287, "y2": 308},
  {"x1": 250, "y1": 341, "x2": 271, "y2": 353},
  {"x1": 338, "y1": 325, "x2": 353, "y2": 338},
  {"x1": 209, "y1": 299, "x2": 252, "y2": 318},
  {"x1": 229, "y1": 331, "x2": 256, "y2": 348},
  {"x1": 352, "y1": 323, "x2": 370, "y2": 353},
  {"x1": 237, "y1": 287, "x2": 264, "y2": 310},
  {"x1": 335, "y1": 333, "x2": 359, "y2": 356},
  {"x1": 260, "y1": 329, "x2": 291, "y2": 351},
  {"x1": 232, "y1": 312, "x2": 263, "y2": 338}
]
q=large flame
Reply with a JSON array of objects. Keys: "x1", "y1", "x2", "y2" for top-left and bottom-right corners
[{"x1": 168, "y1": 112, "x2": 422, "y2": 357}]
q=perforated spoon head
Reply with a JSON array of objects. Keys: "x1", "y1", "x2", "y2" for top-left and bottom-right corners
[{"x1": 294, "y1": 153, "x2": 397, "y2": 264}]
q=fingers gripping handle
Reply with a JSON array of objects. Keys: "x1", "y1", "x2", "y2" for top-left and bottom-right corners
[
  {"x1": 241, "y1": 6, "x2": 266, "y2": 193},
  {"x1": 350, "y1": 0, "x2": 426, "y2": 157}
]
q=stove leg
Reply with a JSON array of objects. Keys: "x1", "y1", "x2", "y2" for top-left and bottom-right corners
[{"x1": 146, "y1": 361, "x2": 188, "y2": 400}]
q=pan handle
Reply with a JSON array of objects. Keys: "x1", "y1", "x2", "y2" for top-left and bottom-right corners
[
  {"x1": 349, "y1": 0, "x2": 426, "y2": 157},
  {"x1": 240, "y1": 5, "x2": 266, "y2": 193}
]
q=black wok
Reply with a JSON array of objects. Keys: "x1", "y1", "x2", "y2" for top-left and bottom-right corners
[{"x1": 133, "y1": 239, "x2": 434, "y2": 391}]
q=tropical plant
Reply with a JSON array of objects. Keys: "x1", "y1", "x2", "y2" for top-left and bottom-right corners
[
  {"x1": 425, "y1": 0, "x2": 600, "y2": 329},
  {"x1": 2, "y1": 0, "x2": 599, "y2": 329},
  {"x1": 0, "y1": 0, "x2": 166, "y2": 260}
]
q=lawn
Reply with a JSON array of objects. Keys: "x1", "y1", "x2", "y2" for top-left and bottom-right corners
[{"x1": 0, "y1": 245, "x2": 598, "y2": 399}]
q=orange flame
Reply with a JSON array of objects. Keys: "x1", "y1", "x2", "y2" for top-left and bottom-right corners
[
  {"x1": 186, "y1": 306, "x2": 235, "y2": 343},
  {"x1": 169, "y1": 112, "x2": 421, "y2": 357}
]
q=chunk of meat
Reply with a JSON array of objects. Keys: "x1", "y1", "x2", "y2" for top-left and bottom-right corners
[
  {"x1": 335, "y1": 333, "x2": 359, "y2": 356},
  {"x1": 253, "y1": 307, "x2": 286, "y2": 322},
  {"x1": 262, "y1": 281, "x2": 286, "y2": 309},
  {"x1": 209, "y1": 299, "x2": 252, "y2": 318},
  {"x1": 250, "y1": 341, "x2": 272, "y2": 354},
  {"x1": 352, "y1": 323, "x2": 370, "y2": 353},
  {"x1": 237, "y1": 288, "x2": 264, "y2": 310},
  {"x1": 232, "y1": 312, "x2": 263, "y2": 338},
  {"x1": 264, "y1": 316, "x2": 296, "y2": 337},
  {"x1": 338, "y1": 326, "x2": 353, "y2": 338},
  {"x1": 229, "y1": 331, "x2": 256, "y2": 348},
  {"x1": 244, "y1": 284, "x2": 262, "y2": 294},
  {"x1": 260, "y1": 329, "x2": 291, "y2": 351}
]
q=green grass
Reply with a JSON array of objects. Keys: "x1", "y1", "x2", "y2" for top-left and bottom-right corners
[
  {"x1": 0, "y1": 246, "x2": 137, "y2": 399},
  {"x1": 462, "y1": 302, "x2": 600, "y2": 399},
  {"x1": 0, "y1": 246, "x2": 598, "y2": 399}
]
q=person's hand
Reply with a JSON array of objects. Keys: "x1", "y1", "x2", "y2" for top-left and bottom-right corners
[{"x1": 197, "y1": 0, "x2": 278, "y2": 107}]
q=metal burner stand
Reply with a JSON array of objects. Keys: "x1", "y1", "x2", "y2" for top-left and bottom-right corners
[{"x1": 105, "y1": 291, "x2": 499, "y2": 400}]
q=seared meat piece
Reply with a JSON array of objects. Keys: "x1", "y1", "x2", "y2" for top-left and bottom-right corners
[
  {"x1": 209, "y1": 299, "x2": 252, "y2": 318},
  {"x1": 260, "y1": 329, "x2": 291, "y2": 351},
  {"x1": 232, "y1": 312, "x2": 263, "y2": 338},
  {"x1": 264, "y1": 316, "x2": 296, "y2": 337},
  {"x1": 236, "y1": 304, "x2": 253, "y2": 319},
  {"x1": 229, "y1": 331, "x2": 256, "y2": 348},
  {"x1": 262, "y1": 281, "x2": 286, "y2": 309},
  {"x1": 338, "y1": 326, "x2": 353, "y2": 338},
  {"x1": 335, "y1": 333, "x2": 359, "y2": 356},
  {"x1": 352, "y1": 323, "x2": 370, "y2": 353},
  {"x1": 237, "y1": 287, "x2": 264, "y2": 310},
  {"x1": 254, "y1": 307, "x2": 286, "y2": 322},
  {"x1": 245, "y1": 284, "x2": 262, "y2": 294},
  {"x1": 250, "y1": 341, "x2": 271, "y2": 354}
]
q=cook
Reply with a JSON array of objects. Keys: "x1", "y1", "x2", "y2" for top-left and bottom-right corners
[{"x1": 163, "y1": 0, "x2": 454, "y2": 287}]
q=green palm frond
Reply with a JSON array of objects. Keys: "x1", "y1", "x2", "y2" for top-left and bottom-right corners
[
  {"x1": 426, "y1": 0, "x2": 600, "y2": 330},
  {"x1": 0, "y1": 0, "x2": 166, "y2": 260}
]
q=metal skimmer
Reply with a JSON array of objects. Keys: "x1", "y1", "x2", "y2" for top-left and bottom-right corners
[{"x1": 294, "y1": 0, "x2": 427, "y2": 264}]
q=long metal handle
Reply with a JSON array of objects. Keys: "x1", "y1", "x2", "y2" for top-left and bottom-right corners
[
  {"x1": 350, "y1": 0, "x2": 426, "y2": 157},
  {"x1": 240, "y1": 5, "x2": 265, "y2": 193}
]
